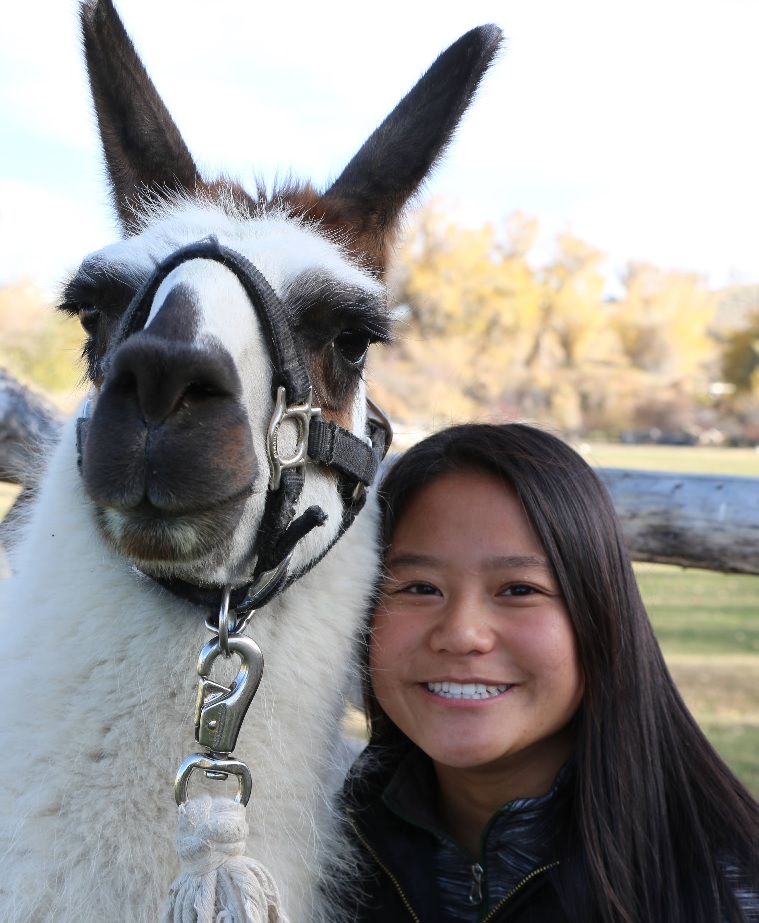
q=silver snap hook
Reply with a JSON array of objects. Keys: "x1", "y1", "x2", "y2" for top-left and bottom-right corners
[{"x1": 193, "y1": 633, "x2": 264, "y2": 754}]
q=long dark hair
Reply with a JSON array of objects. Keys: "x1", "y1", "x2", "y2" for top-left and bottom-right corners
[{"x1": 366, "y1": 423, "x2": 759, "y2": 923}]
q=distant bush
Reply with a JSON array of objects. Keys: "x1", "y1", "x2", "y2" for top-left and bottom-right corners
[{"x1": 0, "y1": 280, "x2": 84, "y2": 409}]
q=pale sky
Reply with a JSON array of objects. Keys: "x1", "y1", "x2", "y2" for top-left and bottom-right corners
[{"x1": 1, "y1": 0, "x2": 757, "y2": 296}]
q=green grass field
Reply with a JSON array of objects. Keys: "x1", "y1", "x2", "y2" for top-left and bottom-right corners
[
  {"x1": 636, "y1": 565, "x2": 759, "y2": 656},
  {"x1": 635, "y1": 565, "x2": 759, "y2": 796},
  {"x1": 583, "y1": 441, "x2": 759, "y2": 477}
]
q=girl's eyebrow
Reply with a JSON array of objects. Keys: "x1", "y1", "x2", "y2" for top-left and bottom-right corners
[
  {"x1": 385, "y1": 552, "x2": 441, "y2": 569},
  {"x1": 386, "y1": 552, "x2": 550, "y2": 570},
  {"x1": 484, "y1": 554, "x2": 549, "y2": 570}
]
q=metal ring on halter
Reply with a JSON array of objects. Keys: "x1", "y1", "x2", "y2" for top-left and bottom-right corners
[
  {"x1": 203, "y1": 590, "x2": 257, "y2": 645},
  {"x1": 217, "y1": 586, "x2": 234, "y2": 657},
  {"x1": 229, "y1": 608, "x2": 254, "y2": 636}
]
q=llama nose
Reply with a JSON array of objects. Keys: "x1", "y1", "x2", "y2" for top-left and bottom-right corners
[
  {"x1": 83, "y1": 328, "x2": 254, "y2": 513},
  {"x1": 104, "y1": 332, "x2": 242, "y2": 426}
]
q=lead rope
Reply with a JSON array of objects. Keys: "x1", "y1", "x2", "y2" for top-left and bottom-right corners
[{"x1": 162, "y1": 591, "x2": 290, "y2": 923}]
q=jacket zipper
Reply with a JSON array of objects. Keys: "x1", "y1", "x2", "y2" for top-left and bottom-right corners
[
  {"x1": 347, "y1": 810, "x2": 422, "y2": 923},
  {"x1": 470, "y1": 862, "x2": 484, "y2": 904},
  {"x1": 479, "y1": 861, "x2": 560, "y2": 923},
  {"x1": 348, "y1": 807, "x2": 559, "y2": 922}
]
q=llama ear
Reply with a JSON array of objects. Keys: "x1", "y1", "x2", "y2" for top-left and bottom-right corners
[
  {"x1": 321, "y1": 25, "x2": 502, "y2": 270},
  {"x1": 80, "y1": 0, "x2": 200, "y2": 233}
]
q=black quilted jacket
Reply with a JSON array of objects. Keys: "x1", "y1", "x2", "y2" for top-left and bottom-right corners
[{"x1": 339, "y1": 744, "x2": 575, "y2": 923}]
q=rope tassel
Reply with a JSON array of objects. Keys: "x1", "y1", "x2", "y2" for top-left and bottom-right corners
[{"x1": 162, "y1": 796, "x2": 290, "y2": 923}]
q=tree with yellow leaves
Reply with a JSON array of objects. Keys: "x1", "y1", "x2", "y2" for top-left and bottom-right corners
[
  {"x1": 0, "y1": 280, "x2": 84, "y2": 407},
  {"x1": 721, "y1": 312, "x2": 759, "y2": 395},
  {"x1": 395, "y1": 203, "x2": 543, "y2": 370},
  {"x1": 610, "y1": 263, "x2": 718, "y2": 384},
  {"x1": 530, "y1": 232, "x2": 610, "y2": 370}
]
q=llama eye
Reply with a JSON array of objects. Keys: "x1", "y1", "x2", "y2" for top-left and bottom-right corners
[
  {"x1": 333, "y1": 331, "x2": 370, "y2": 367},
  {"x1": 78, "y1": 305, "x2": 100, "y2": 336}
]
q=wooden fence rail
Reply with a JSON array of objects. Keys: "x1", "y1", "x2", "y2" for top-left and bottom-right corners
[{"x1": 599, "y1": 469, "x2": 759, "y2": 575}]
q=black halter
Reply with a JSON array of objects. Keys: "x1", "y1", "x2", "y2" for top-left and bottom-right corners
[{"x1": 77, "y1": 236, "x2": 391, "y2": 618}]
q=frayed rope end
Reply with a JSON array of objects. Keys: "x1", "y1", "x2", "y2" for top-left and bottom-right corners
[{"x1": 162, "y1": 795, "x2": 290, "y2": 923}]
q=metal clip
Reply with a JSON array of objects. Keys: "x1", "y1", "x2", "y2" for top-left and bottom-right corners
[
  {"x1": 175, "y1": 753, "x2": 252, "y2": 806},
  {"x1": 174, "y1": 633, "x2": 263, "y2": 805},
  {"x1": 194, "y1": 633, "x2": 264, "y2": 755},
  {"x1": 267, "y1": 386, "x2": 321, "y2": 490}
]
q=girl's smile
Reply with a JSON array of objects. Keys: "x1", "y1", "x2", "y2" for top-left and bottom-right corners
[{"x1": 424, "y1": 680, "x2": 513, "y2": 700}]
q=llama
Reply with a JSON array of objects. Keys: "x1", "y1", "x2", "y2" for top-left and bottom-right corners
[{"x1": 0, "y1": 2, "x2": 501, "y2": 920}]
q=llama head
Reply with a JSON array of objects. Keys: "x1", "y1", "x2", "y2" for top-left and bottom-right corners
[{"x1": 61, "y1": 0, "x2": 501, "y2": 591}]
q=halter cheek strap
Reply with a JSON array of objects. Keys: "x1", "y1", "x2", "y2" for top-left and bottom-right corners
[{"x1": 76, "y1": 236, "x2": 391, "y2": 617}]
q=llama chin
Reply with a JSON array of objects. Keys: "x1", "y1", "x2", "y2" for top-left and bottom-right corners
[{"x1": 0, "y1": 2, "x2": 502, "y2": 920}]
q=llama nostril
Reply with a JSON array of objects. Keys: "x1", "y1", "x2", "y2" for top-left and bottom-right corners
[
  {"x1": 181, "y1": 379, "x2": 230, "y2": 406},
  {"x1": 103, "y1": 334, "x2": 242, "y2": 427}
]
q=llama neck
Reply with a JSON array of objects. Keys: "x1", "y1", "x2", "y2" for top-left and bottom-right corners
[{"x1": 0, "y1": 413, "x2": 378, "y2": 923}]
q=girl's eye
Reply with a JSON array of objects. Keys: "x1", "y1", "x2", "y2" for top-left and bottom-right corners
[
  {"x1": 500, "y1": 584, "x2": 537, "y2": 597},
  {"x1": 400, "y1": 582, "x2": 440, "y2": 596}
]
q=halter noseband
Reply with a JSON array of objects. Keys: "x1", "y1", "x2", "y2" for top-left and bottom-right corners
[{"x1": 77, "y1": 236, "x2": 391, "y2": 618}]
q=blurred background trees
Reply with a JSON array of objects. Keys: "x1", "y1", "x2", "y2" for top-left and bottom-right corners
[
  {"x1": 369, "y1": 201, "x2": 759, "y2": 444},
  {"x1": 721, "y1": 311, "x2": 759, "y2": 395},
  {"x1": 0, "y1": 280, "x2": 83, "y2": 409}
]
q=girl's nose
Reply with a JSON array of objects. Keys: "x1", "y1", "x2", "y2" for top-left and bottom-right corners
[{"x1": 428, "y1": 596, "x2": 495, "y2": 655}]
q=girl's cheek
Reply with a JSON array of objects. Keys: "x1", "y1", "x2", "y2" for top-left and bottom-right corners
[
  {"x1": 371, "y1": 611, "x2": 409, "y2": 664},
  {"x1": 368, "y1": 616, "x2": 390, "y2": 667}
]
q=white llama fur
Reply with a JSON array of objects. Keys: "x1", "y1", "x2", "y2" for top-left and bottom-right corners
[{"x1": 0, "y1": 205, "x2": 380, "y2": 923}]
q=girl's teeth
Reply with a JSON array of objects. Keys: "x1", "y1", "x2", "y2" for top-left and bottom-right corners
[{"x1": 426, "y1": 681, "x2": 510, "y2": 699}]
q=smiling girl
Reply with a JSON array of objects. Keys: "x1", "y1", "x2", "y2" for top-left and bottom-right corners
[{"x1": 340, "y1": 423, "x2": 759, "y2": 923}]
